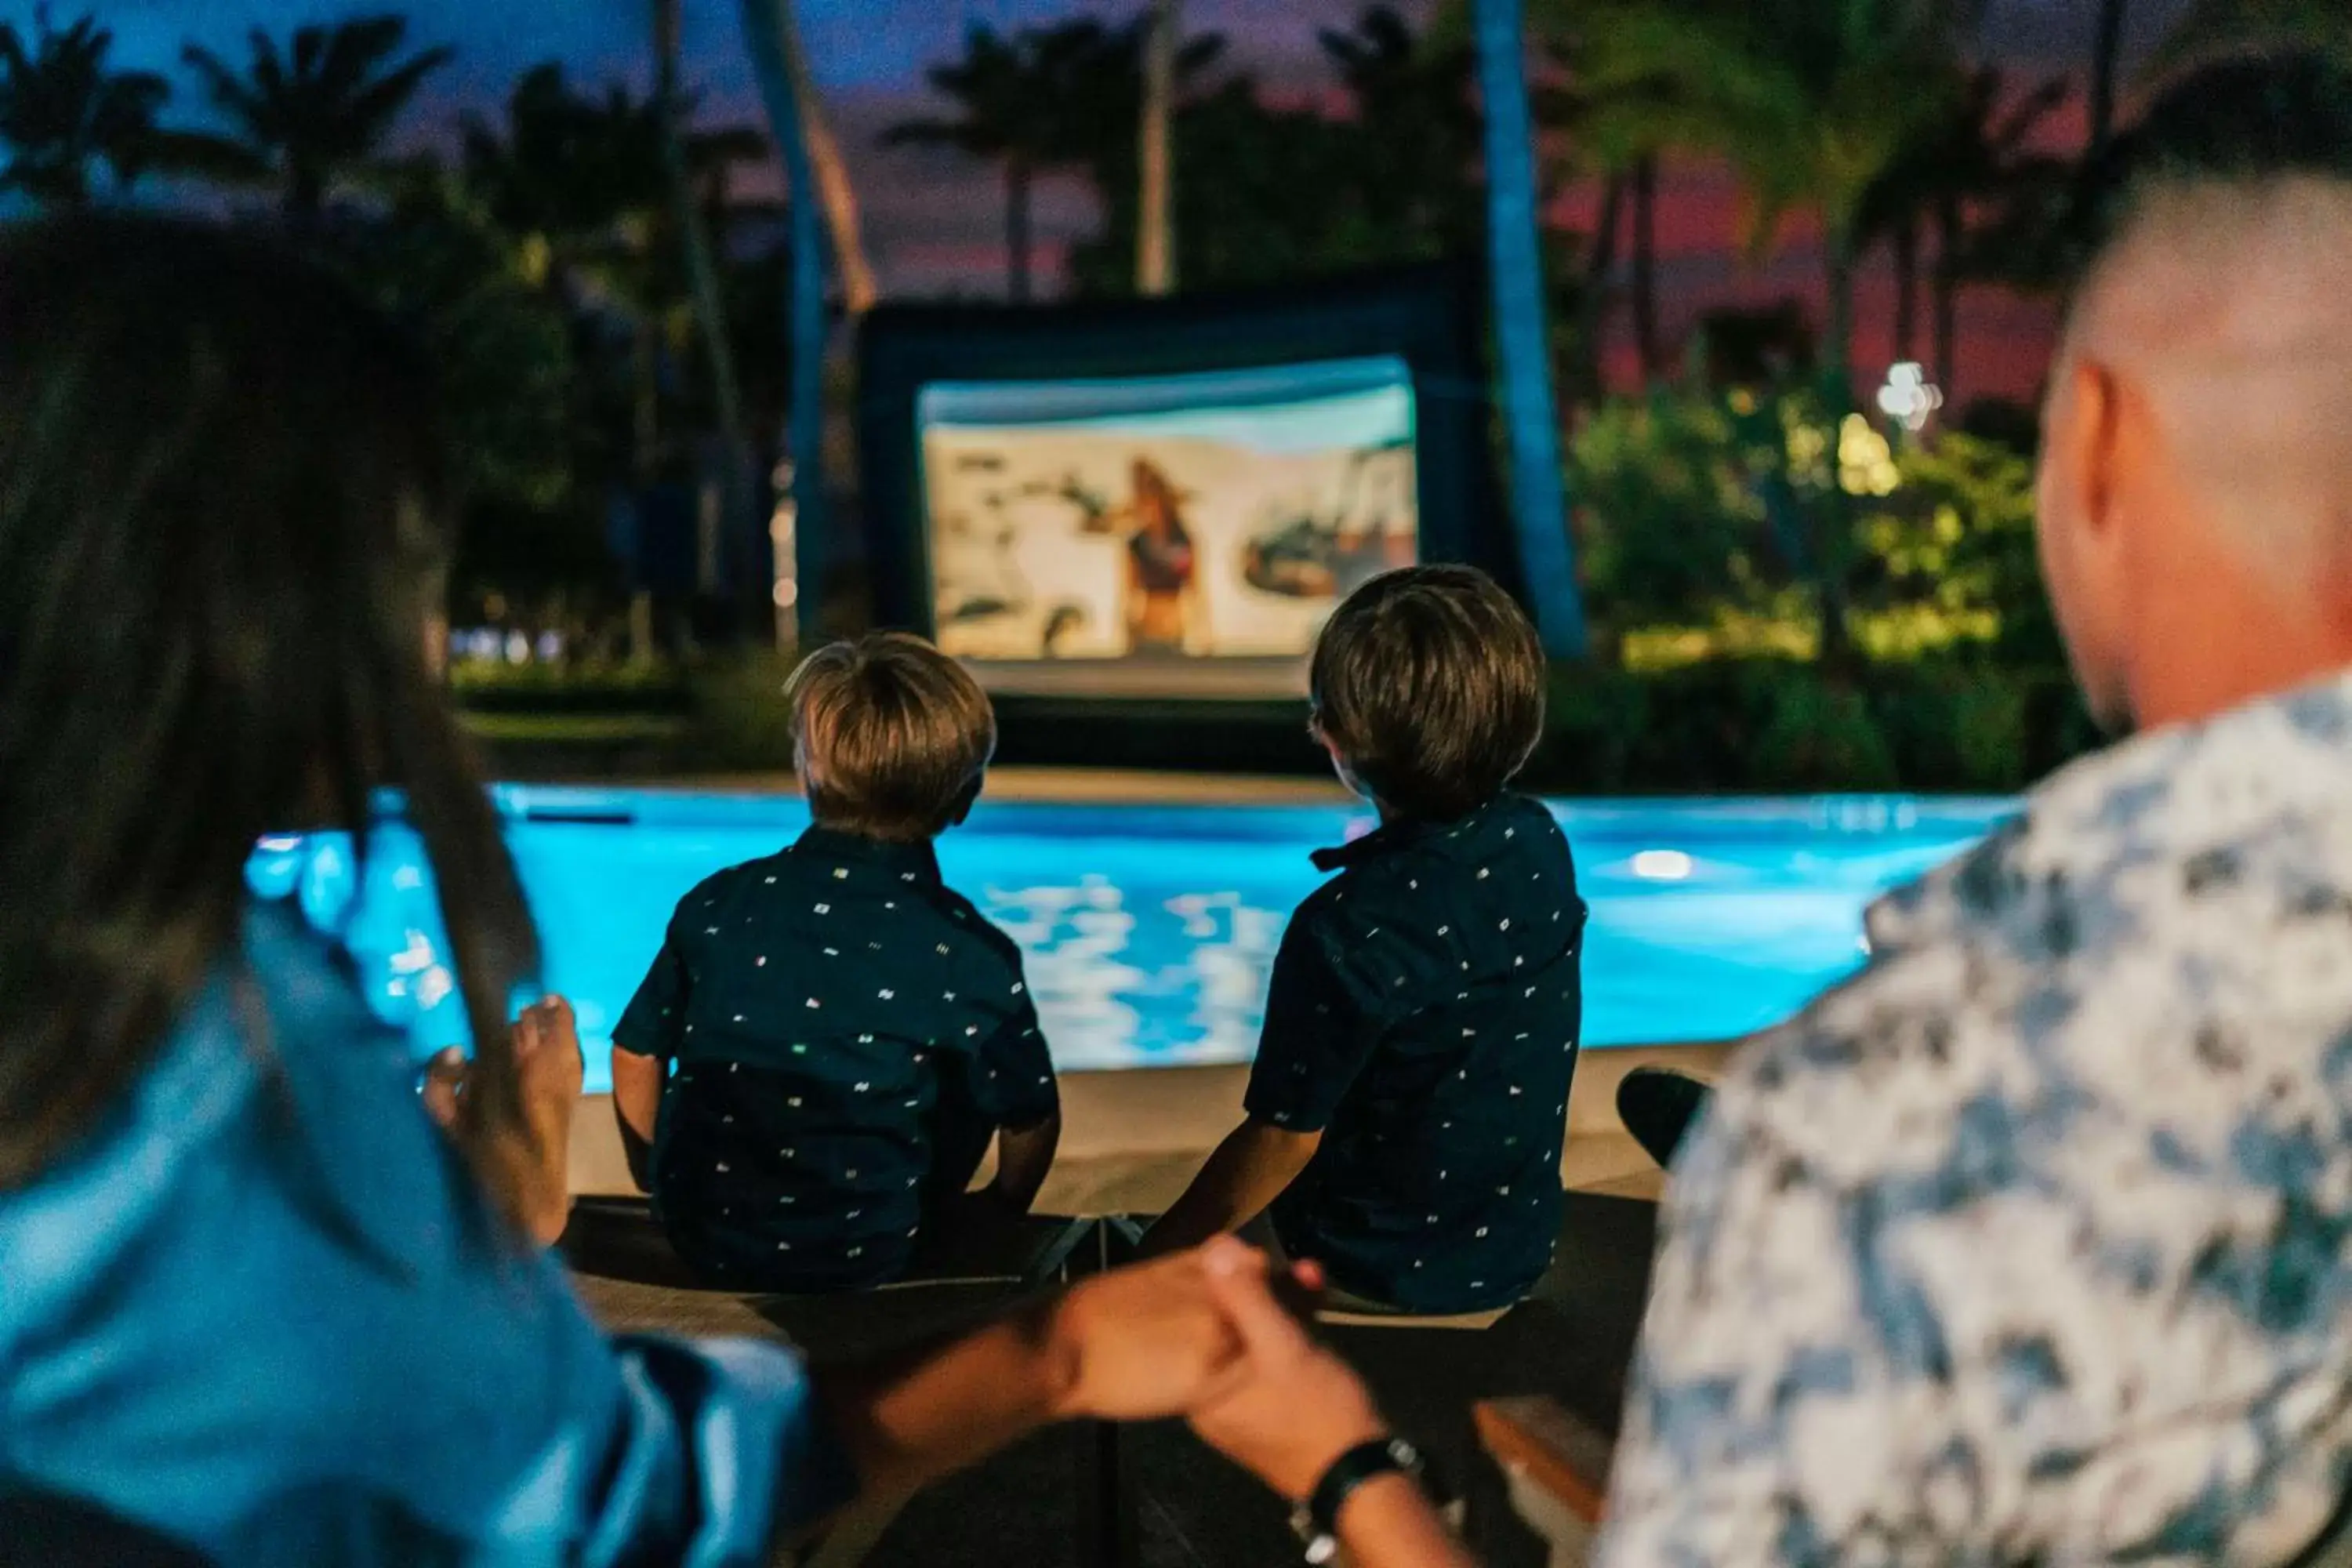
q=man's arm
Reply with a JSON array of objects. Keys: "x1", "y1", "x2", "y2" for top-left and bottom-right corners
[
  {"x1": 1187, "y1": 1239, "x2": 1476, "y2": 1568},
  {"x1": 989, "y1": 1111, "x2": 1060, "y2": 1214},
  {"x1": 610, "y1": 1045, "x2": 662, "y2": 1194},
  {"x1": 1141, "y1": 1118, "x2": 1322, "y2": 1255}
]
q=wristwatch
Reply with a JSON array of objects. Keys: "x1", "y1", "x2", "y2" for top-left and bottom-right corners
[{"x1": 1290, "y1": 1436, "x2": 1432, "y2": 1564}]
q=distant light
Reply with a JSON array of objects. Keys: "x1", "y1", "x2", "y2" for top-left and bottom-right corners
[
  {"x1": 1631, "y1": 849, "x2": 1694, "y2": 880},
  {"x1": 503, "y1": 630, "x2": 530, "y2": 666},
  {"x1": 535, "y1": 630, "x2": 563, "y2": 662},
  {"x1": 1876, "y1": 361, "x2": 1944, "y2": 434},
  {"x1": 256, "y1": 835, "x2": 302, "y2": 853}
]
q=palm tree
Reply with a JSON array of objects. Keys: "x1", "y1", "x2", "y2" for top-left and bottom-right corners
[
  {"x1": 0, "y1": 9, "x2": 168, "y2": 205},
  {"x1": 1474, "y1": 0, "x2": 1587, "y2": 655},
  {"x1": 1319, "y1": 6, "x2": 1483, "y2": 259},
  {"x1": 1138, "y1": 0, "x2": 1183, "y2": 295},
  {"x1": 1578, "y1": 0, "x2": 1964, "y2": 402},
  {"x1": 655, "y1": 0, "x2": 752, "y2": 449},
  {"x1": 2147, "y1": 0, "x2": 2352, "y2": 78},
  {"x1": 885, "y1": 22, "x2": 1116, "y2": 303},
  {"x1": 181, "y1": 14, "x2": 452, "y2": 219},
  {"x1": 461, "y1": 65, "x2": 667, "y2": 274},
  {"x1": 1857, "y1": 67, "x2": 2068, "y2": 397},
  {"x1": 740, "y1": 0, "x2": 876, "y2": 318},
  {"x1": 2089, "y1": 0, "x2": 2128, "y2": 152}
]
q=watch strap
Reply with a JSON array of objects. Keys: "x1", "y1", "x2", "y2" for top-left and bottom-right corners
[{"x1": 1294, "y1": 1435, "x2": 1425, "y2": 1559}]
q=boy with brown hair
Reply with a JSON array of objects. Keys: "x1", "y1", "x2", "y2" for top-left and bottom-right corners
[
  {"x1": 1146, "y1": 565, "x2": 1586, "y2": 1314},
  {"x1": 609, "y1": 633, "x2": 1061, "y2": 1292}
]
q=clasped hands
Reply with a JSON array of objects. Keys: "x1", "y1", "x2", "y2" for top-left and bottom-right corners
[{"x1": 423, "y1": 996, "x2": 1392, "y2": 1503}]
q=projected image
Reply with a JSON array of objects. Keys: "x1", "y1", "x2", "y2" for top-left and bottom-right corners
[{"x1": 920, "y1": 357, "x2": 1417, "y2": 666}]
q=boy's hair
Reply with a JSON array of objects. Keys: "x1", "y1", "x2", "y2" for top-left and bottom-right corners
[
  {"x1": 1309, "y1": 564, "x2": 1544, "y2": 822},
  {"x1": 789, "y1": 633, "x2": 996, "y2": 840}
]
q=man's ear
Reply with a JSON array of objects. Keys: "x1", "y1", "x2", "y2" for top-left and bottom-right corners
[{"x1": 2060, "y1": 356, "x2": 2125, "y2": 546}]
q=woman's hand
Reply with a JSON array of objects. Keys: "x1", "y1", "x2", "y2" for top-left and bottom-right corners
[
  {"x1": 416, "y1": 998, "x2": 581, "y2": 1245},
  {"x1": 416, "y1": 998, "x2": 581, "y2": 1137},
  {"x1": 1042, "y1": 1247, "x2": 1255, "y2": 1422},
  {"x1": 1185, "y1": 1237, "x2": 1389, "y2": 1503},
  {"x1": 513, "y1": 996, "x2": 583, "y2": 1132}
]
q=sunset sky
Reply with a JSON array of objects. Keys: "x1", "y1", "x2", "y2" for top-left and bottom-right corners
[{"x1": 22, "y1": 0, "x2": 2206, "y2": 404}]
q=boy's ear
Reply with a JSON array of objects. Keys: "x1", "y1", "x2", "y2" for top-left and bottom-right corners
[{"x1": 942, "y1": 775, "x2": 984, "y2": 831}]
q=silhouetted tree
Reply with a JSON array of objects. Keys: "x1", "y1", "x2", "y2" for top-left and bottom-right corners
[{"x1": 181, "y1": 14, "x2": 451, "y2": 219}]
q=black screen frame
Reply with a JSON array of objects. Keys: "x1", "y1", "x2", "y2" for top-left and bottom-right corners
[{"x1": 855, "y1": 262, "x2": 1514, "y2": 667}]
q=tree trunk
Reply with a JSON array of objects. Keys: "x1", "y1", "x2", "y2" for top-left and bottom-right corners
[
  {"x1": 1933, "y1": 192, "x2": 1960, "y2": 399},
  {"x1": 656, "y1": 0, "x2": 759, "y2": 632},
  {"x1": 2089, "y1": 0, "x2": 2128, "y2": 154},
  {"x1": 1817, "y1": 222, "x2": 1860, "y2": 673},
  {"x1": 1138, "y1": 0, "x2": 1181, "y2": 296},
  {"x1": 1824, "y1": 223, "x2": 1857, "y2": 408},
  {"x1": 1473, "y1": 0, "x2": 1586, "y2": 656},
  {"x1": 288, "y1": 162, "x2": 325, "y2": 222},
  {"x1": 633, "y1": 318, "x2": 660, "y2": 485},
  {"x1": 1630, "y1": 155, "x2": 1661, "y2": 379},
  {"x1": 1574, "y1": 174, "x2": 1626, "y2": 405},
  {"x1": 1007, "y1": 158, "x2": 1033, "y2": 303},
  {"x1": 745, "y1": 0, "x2": 877, "y2": 316},
  {"x1": 739, "y1": 0, "x2": 840, "y2": 645},
  {"x1": 1891, "y1": 216, "x2": 1918, "y2": 364}
]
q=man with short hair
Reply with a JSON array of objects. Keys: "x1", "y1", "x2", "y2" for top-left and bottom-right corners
[{"x1": 1599, "y1": 54, "x2": 2352, "y2": 1567}]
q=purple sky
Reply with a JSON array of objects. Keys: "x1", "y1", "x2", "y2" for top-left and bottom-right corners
[{"x1": 24, "y1": 0, "x2": 2198, "y2": 399}]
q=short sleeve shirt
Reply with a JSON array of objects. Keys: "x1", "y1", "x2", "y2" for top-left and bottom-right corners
[
  {"x1": 1597, "y1": 668, "x2": 2352, "y2": 1568},
  {"x1": 612, "y1": 826, "x2": 1058, "y2": 1291},
  {"x1": 1247, "y1": 793, "x2": 1587, "y2": 1312}
]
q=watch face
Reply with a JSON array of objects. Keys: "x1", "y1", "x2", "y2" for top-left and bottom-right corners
[{"x1": 1290, "y1": 1503, "x2": 1338, "y2": 1563}]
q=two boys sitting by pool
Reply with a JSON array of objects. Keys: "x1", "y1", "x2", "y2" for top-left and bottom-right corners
[{"x1": 612, "y1": 564, "x2": 1585, "y2": 1312}]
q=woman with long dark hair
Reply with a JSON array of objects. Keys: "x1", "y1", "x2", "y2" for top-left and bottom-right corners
[{"x1": 0, "y1": 216, "x2": 1271, "y2": 1564}]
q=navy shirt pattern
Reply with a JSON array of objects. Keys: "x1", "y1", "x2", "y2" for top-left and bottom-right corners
[
  {"x1": 1599, "y1": 668, "x2": 2352, "y2": 1568},
  {"x1": 612, "y1": 826, "x2": 1058, "y2": 1292},
  {"x1": 1247, "y1": 793, "x2": 1587, "y2": 1313}
]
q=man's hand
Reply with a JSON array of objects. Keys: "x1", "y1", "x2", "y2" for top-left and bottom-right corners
[
  {"x1": 1185, "y1": 1237, "x2": 1388, "y2": 1502},
  {"x1": 1043, "y1": 1246, "x2": 1260, "y2": 1421}
]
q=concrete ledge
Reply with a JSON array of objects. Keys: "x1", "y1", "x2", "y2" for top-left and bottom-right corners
[{"x1": 568, "y1": 1038, "x2": 1728, "y2": 1214}]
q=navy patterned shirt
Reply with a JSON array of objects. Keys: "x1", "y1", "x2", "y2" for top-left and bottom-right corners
[
  {"x1": 1247, "y1": 793, "x2": 1587, "y2": 1313},
  {"x1": 612, "y1": 826, "x2": 1058, "y2": 1292}
]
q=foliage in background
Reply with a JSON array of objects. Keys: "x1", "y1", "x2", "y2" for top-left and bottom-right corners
[
  {"x1": 0, "y1": 8, "x2": 244, "y2": 205},
  {"x1": 1571, "y1": 381, "x2": 2043, "y2": 672},
  {"x1": 180, "y1": 13, "x2": 452, "y2": 218}
]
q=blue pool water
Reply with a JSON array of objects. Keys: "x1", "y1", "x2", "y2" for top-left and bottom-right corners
[{"x1": 246, "y1": 789, "x2": 2013, "y2": 1093}]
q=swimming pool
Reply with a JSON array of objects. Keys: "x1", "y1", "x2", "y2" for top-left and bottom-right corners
[{"x1": 246, "y1": 789, "x2": 2013, "y2": 1091}]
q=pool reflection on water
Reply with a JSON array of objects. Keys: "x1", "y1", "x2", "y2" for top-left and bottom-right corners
[{"x1": 245, "y1": 789, "x2": 2013, "y2": 1092}]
